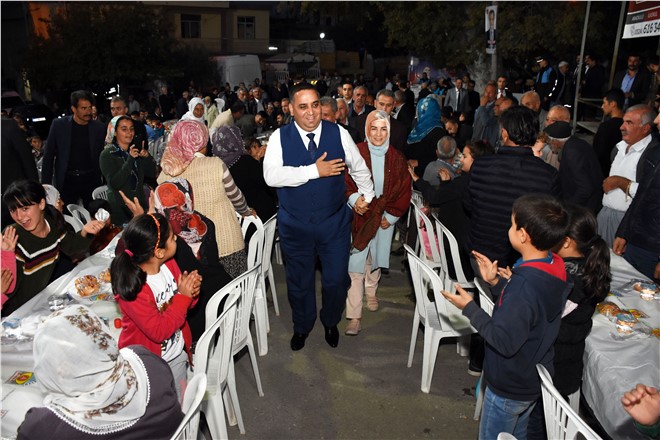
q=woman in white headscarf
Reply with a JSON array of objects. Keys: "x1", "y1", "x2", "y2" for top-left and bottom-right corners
[
  {"x1": 344, "y1": 110, "x2": 411, "y2": 336},
  {"x1": 180, "y1": 97, "x2": 206, "y2": 125},
  {"x1": 17, "y1": 305, "x2": 183, "y2": 439}
]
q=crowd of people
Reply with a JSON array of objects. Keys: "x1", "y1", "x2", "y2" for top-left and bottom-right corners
[{"x1": 1, "y1": 49, "x2": 660, "y2": 439}]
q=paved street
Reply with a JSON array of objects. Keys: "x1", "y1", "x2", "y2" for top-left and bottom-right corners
[{"x1": 226, "y1": 245, "x2": 481, "y2": 440}]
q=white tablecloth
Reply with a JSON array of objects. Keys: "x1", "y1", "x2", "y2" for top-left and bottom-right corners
[
  {"x1": 582, "y1": 251, "x2": 660, "y2": 440},
  {"x1": 1, "y1": 235, "x2": 122, "y2": 438}
]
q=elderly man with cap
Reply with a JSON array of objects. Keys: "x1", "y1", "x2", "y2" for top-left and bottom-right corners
[
  {"x1": 534, "y1": 55, "x2": 558, "y2": 111},
  {"x1": 544, "y1": 120, "x2": 603, "y2": 213}
]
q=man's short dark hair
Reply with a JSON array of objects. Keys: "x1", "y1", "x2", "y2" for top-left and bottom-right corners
[
  {"x1": 603, "y1": 88, "x2": 625, "y2": 110},
  {"x1": 512, "y1": 194, "x2": 569, "y2": 251},
  {"x1": 466, "y1": 139, "x2": 495, "y2": 157},
  {"x1": 499, "y1": 106, "x2": 538, "y2": 147},
  {"x1": 230, "y1": 101, "x2": 246, "y2": 114},
  {"x1": 130, "y1": 110, "x2": 140, "y2": 117},
  {"x1": 289, "y1": 82, "x2": 320, "y2": 102},
  {"x1": 70, "y1": 90, "x2": 95, "y2": 108}
]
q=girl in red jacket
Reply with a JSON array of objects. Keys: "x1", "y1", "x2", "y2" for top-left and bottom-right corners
[{"x1": 110, "y1": 213, "x2": 201, "y2": 401}]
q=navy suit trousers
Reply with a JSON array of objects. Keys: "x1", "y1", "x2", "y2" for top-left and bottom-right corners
[{"x1": 278, "y1": 204, "x2": 352, "y2": 334}]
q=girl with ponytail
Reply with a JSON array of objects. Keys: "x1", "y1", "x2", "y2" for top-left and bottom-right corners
[
  {"x1": 111, "y1": 212, "x2": 201, "y2": 401},
  {"x1": 528, "y1": 203, "x2": 612, "y2": 440},
  {"x1": 552, "y1": 203, "x2": 610, "y2": 398}
]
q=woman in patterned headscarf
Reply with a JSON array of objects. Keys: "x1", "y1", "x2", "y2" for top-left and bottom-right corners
[
  {"x1": 158, "y1": 120, "x2": 254, "y2": 278},
  {"x1": 154, "y1": 178, "x2": 232, "y2": 340},
  {"x1": 17, "y1": 305, "x2": 183, "y2": 438}
]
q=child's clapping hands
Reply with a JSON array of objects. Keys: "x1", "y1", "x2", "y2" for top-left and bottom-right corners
[{"x1": 177, "y1": 270, "x2": 202, "y2": 299}]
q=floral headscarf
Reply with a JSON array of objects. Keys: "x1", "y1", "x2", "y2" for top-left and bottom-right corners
[
  {"x1": 34, "y1": 305, "x2": 149, "y2": 435},
  {"x1": 154, "y1": 178, "x2": 209, "y2": 260},
  {"x1": 211, "y1": 125, "x2": 245, "y2": 168},
  {"x1": 160, "y1": 120, "x2": 209, "y2": 176}
]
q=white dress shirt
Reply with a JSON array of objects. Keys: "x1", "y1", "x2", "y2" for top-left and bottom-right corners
[
  {"x1": 602, "y1": 134, "x2": 652, "y2": 212},
  {"x1": 263, "y1": 121, "x2": 375, "y2": 202}
]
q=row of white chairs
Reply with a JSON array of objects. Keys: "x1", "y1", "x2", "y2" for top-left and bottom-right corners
[{"x1": 405, "y1": 194, "x2": 598, "y2": 438}]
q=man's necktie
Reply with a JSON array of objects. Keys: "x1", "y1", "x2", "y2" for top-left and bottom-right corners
[{"x1": 307, "y1": 133, "x2": 318, "y2": 161}]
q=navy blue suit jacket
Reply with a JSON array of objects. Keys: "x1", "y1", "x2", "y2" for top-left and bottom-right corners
[{"x1": 41, "y1": 116, "x2": 106, "y2": 190}]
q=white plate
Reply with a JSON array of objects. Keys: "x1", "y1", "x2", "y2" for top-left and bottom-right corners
[{"x1": 64, "y1": 266, "x2": 114, "y2": 304}]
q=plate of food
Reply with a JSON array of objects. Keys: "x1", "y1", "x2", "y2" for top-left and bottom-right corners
[
  {"x1": 66, "y1": 267, "x2": 113, "y2": 303},
  {"x1": 633, "y1": 281, "x2": 659, "y2": 301}
]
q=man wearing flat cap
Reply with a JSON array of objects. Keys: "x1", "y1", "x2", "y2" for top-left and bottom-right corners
[
  {"x1": 535, "y1": 55, "x2": 558, "y2": 111},
  {"x1": 544, "y1": 121, "x2": 603, "y2": 213}
]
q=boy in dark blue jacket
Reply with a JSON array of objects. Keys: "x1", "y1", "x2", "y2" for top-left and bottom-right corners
[{"x1": 443, "y1": 194, "x2": 572, "y2": 439}]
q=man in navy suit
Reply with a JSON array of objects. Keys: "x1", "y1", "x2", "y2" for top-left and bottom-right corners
[
  {"x1": 41, "y1": 90, "x2": 106, "y2": 208},
  {"x1": 263, "y1": 83, "x2": 375, "y2": 351}
]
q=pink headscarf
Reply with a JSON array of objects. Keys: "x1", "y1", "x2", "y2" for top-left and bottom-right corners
[{"x1": 160, "y1": 120, "x2": 209, "y2": 176}]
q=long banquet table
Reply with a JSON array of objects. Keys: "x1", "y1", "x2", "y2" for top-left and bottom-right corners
[
  {"x1": 582, "y1": 252, "x2": 660, "y2": 440},
  {"x1": 1, "y1": 236, "x2": 122, "y2": 438}
]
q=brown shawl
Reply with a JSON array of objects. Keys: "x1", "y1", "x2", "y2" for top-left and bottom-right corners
[{"x1": 346, "y1": 142, "x2": 412, "y2": 251}]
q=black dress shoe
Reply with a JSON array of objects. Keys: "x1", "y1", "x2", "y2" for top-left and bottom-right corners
[
  {"x1": 290, "y1": 332, "x2": 308, "y2": 351},
  {"x1": 324, "y1": 325, "x2": 339, "y2": 348}
]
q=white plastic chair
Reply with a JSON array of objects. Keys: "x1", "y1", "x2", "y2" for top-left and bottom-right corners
[
  {"x1": 229, "y1": 264, "x2": 264, "y2": 397},
  {"x1": 261, "y1": 214, "x2": 280, "y2": 317},
  {"x1": 170, "y1": 373, "x2": 207, "y2": 440},
  {"x1": 411, "y1": 203, "x2": 443, "y2": 276},
  {"x1": 404, "y1": 244, "x2": 477, "y2": 393},
  {"x1": 433, "y1": 214, "x2": 475, "y2": 291},
  {"x1": 536, "y1": 364, "x2": 603, "y2": 440},
  {"x1": 408, "y1": 190, "x2": 424, "y2": 254},
  {"x1": 473, "y1": 277, "x2": 494, "y2": 421},
  {"x1": 433, "y1": 214, "x2": 475, "y2": 357},
  {"x1": 206, "y1": 263, "x2": 264, "y2": 397},
  {"x1": 63, "y1": 214, "x2": 83, "y2": 232},
  {"x1": 236, "y1": 213, "x2": 270, "y2": 356},
  {"x1": 92, "y1": 185, "x2": 109, "y2": 201},
  {"x1": 67, "y1": 203, "x2": 91, "y2": 224},
  {"x1": 196, "y1": 292, "x2": 240, "y2": 439}
]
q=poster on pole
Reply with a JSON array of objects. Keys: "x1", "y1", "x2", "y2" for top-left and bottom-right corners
[
  {"x1": 622, "y1": 1, "x2": 660, "y2": 39},
  {"x1": 485, "y1": 6, "x2": 497, "y2": 54}
]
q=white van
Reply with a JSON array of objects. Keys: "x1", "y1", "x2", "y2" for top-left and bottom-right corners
[{"x1": 212, "y1": 55, "x2": 262, "y2": 88}]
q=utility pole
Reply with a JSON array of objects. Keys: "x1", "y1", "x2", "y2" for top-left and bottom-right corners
[{"x1": 491, "y1": 1, "x2": 498, "y2": 81}]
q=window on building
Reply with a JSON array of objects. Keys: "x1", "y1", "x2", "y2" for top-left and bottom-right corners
[
  {"x1": 181, "y1": 14, "x2": 201, "y2": 39},
  {"x1": 237, "y1": 16, "x2": 255, "y2": 40}
]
